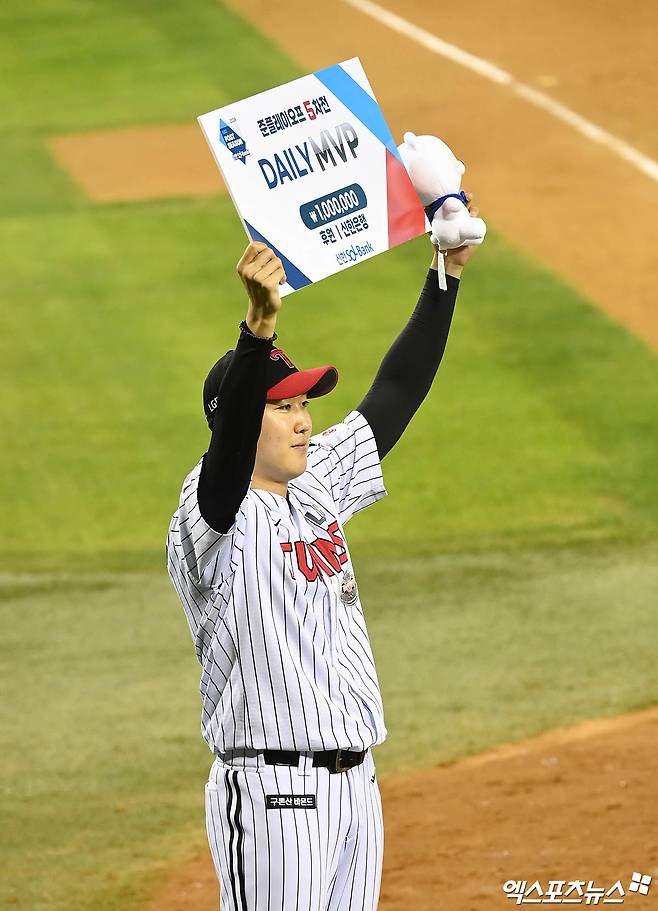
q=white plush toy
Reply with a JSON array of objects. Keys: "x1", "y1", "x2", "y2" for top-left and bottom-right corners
[{"x1": 398, "y1": 131, "x2": 486, "y2": 288}]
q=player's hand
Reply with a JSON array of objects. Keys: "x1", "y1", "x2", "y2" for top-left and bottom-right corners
[
  {"x1": 438, "y1": 193, "x2": 482, "y2": 277},
  {"x1": 237, "y1": 242, "x2": 287, "y2": 336}
]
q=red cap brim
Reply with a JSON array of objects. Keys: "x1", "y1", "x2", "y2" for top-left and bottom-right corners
[{"x1": 267, "y1": 365, "x2": 338, "y2": 401}]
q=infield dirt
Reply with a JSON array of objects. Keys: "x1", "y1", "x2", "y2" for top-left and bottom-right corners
[
  {"x1": 48, "y1": 123, "x2": 226, "y2": 203},
  {"x1": 223, "y1": 0, "x2": 658, "y2": 352}
]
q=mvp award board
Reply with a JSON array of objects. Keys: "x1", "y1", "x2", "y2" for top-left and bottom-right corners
[{"x1": 198, "y1": 58, "x2": 428, "y2": 296}]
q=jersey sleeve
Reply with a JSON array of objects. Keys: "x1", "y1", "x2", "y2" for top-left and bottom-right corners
[
  {"x1": 306, "y1": 409, "x2": 387, "y2": 524},
  {"x1": 167, "y1": 459, "x2": 236, "y2": 595}
]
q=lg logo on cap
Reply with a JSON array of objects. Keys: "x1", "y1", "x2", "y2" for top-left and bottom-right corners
[{"x1": 270, "y1": 349, "x2": 294, "y2": 369}]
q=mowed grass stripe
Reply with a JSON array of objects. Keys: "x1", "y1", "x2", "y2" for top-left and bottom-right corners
[
  {"x1": 0, "y1": 0, "x2": 299, "y2": 134},
  {"x1": 2, "y1": 544, "x2": 658, "y2": 910},
  {"x1": 1, "y1": 200, "x2": 656, "y2": 570},
  {"x1": 0, "y1": 0, "x2": 300, "y2": 216}
]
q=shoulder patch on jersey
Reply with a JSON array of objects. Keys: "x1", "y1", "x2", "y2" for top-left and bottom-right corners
[
  {"x1": 304, "y1": 507, "x2": 326, "y2": 527},
  {"x1": 340, "y1": 570, "x2": 358, "y2": 605}
]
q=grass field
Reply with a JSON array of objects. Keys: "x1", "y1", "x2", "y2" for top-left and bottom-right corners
[{"x1": 2, "y1": 1, "x2": 657, "y2": 909}]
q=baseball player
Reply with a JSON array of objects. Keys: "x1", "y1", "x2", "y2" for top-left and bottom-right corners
[{"x1": 167, "y1": 200, "x2": 479, "y2": 910}]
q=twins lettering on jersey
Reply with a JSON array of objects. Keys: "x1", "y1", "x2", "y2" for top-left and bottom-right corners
[{"x1": 280, "y1": 519, "x2": 348, "y2": 581}]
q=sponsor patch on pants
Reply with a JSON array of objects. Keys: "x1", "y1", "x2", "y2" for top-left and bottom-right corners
[{"x1": 266, "y1": 794, "x2": 317, "y2": 809}]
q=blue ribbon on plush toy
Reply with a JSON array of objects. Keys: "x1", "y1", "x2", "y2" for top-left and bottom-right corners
[{"x1": 424, "y1": 190, "x2": 469, "y2": 222}]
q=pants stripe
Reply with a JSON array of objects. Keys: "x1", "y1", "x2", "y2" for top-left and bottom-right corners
[
  {"x1": 231, "y1": 770, "x2": 250, "y2": 911},
  {"x1": 225, "y1": 770, "x2": 242, "y2": 911}
]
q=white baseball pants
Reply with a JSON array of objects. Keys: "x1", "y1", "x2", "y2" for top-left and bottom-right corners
[{"x1": 205, "y1": 749, "x2": 383, "y2": 910}]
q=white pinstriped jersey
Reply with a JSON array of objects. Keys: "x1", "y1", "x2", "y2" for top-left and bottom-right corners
[{"x1": 167, "y1": 410, "x2": 387, "y2": 754}]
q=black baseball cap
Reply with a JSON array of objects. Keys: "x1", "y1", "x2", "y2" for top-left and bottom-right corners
[{"x1": 203, "y1": 346, "x2": 338, "y2": 427}]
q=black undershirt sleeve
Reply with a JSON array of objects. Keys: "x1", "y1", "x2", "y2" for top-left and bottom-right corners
[
  {"x1": 198, "y1": 269, "x2": 457, "y2": 528},
  {"x1": 197, "y1": 330, "x2": 273, "y2": 534},
  {"x1": 357, "y1": 269, "x2": 460, "y2": 460}
]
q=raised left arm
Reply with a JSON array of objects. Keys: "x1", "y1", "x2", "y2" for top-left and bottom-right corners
[{"x1": 357, "y1": 198, "x2": 480, "y2": 460}]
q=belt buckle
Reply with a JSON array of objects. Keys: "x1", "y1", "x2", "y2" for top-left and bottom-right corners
[{"x1": 335, "y1": 748, "x2": 350, "y2": 773}]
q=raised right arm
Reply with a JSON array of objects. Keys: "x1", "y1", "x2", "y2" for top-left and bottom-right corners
[{"x1": 197, "y1": 243, "x2": 286, "y2": 533}]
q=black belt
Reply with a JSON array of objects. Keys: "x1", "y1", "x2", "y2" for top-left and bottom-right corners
[{"x1": 263, "y1": 748, "x2": 366, "y2": 774}]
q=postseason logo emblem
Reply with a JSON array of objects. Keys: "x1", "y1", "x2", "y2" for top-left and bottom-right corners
[{"x1": 220, "y1": 117, "x2": 249, "y2": 164}]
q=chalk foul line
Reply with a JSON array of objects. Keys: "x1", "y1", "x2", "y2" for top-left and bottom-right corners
[{"x1": 343, "y1": 0, "x2": 658, "y2": 183}]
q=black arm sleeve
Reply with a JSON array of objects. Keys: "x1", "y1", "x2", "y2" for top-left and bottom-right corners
[
  {"x1": 357, "y1": 269, "x2": 459, "y2": 460},
  {"x1": 197, "y1": 330, "x2": 272, "y2": 533}
]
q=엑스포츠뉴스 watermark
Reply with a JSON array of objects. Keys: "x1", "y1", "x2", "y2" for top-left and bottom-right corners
[{"x1": 503, "y1": 872, "x2": 652, "y2": 904}]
